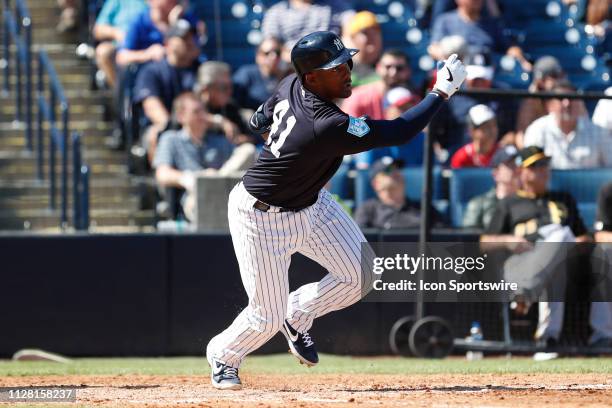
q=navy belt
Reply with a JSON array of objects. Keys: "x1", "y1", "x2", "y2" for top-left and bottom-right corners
[{"x1": 253, "y1": 200, "x2": 305, "y2": 213}]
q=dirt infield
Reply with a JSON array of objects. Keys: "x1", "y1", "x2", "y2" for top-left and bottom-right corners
[{"x1": 1, "y1": 373, "x2": 610, "y2": 407}]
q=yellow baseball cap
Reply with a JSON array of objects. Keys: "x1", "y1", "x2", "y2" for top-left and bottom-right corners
[{"x1": 347, "y1": 11, "x2": 379, "y2": 36}]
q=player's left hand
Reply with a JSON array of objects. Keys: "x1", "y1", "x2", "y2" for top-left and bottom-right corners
[
  {"x1": 249, "y1": 104, "x2": 273, "y2": 135},
  {"x1": 433, "y1": 54, "x2": 467, "y2": 99}
]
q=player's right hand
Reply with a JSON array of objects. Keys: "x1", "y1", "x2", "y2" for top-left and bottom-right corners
[{"x1": 433, "y1": 54, "x2": 467, "y2": 99}]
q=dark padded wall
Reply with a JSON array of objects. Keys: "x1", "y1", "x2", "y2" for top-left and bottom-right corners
[
  {"x1": 0, "y1": 235, "x2": 169, "y2": 357},
  {"x1": 0, "y1": 231, "x2": 480, "y2": 357}
]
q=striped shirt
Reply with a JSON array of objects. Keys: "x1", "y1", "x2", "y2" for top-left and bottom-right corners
[
  {"x1": 153, "y1": 129, "x2": 234, "y2": 171},
  {"x1": 261, "y1": 0, "x2": 354, "y2": 48}
]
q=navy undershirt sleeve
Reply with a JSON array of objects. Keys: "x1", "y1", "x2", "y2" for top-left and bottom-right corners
[
  {"x1": 319, "y1": 92, "x2": 445, "y2": 156},
  {"x1": 371, "y1": 92, "x2": 445, "y2": 148}
]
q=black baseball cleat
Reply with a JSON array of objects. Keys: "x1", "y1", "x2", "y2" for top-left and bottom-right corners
[
  {"x1": 208, "y1": 357, "x2": 242, "y2": 390},
  {"x1": 282, "y1": 320, "x2": 319, "y2": 367}
]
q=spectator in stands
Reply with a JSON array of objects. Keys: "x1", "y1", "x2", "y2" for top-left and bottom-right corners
[
  {"x1": 524, "y1": 80, "x2": 612, "y2": 169},
  {"x1": 133, "y1": 20, "x2": 201, "y2": 163},
  {"x1": 428, "y1": 53, "x2": 517, "y2": 162},
  {"x1": 348, "y1": 87, "x2": 423, "y2": 169},
  {"x1": 261, "y1": 0, "x2": 355, "y2": 62},
  {"x1": 232, "y1": 37, "x2": 285, "y2": 111},
  {"x1": 384, "y1": 87, "x2": 421, "y2": 120},
  {"x1": 354, "y1": 87, "x2": 424, "y2": 167},
  {"x1": 591, "y1": 182, "x2": 612, "y2": 348},
  {"x1": 592, "y1": 87, "x2": 612, "y2": 133},
  {"x1": 342, "y1": 50, "x2": 423, "y2": 168},
  {"x1": 343, "y1": 50, "x2": 418, "y2": 116},
  {"x1": 462, "y1": 144, "x2": 519, "y2": 229},
  {"x1": 195, "y1": 61, "x2": 257, "y2": 146},
  {"x1": 514, "y1": 56, "x2": 566, "y2": 148},
  {"x1": 341, "y1": 11, "x2": 383, "y2": 87},
  {"x1": 57, "y1": 0, "x2": 78, "y2": 32},
  {"x1": 431, "y1": 0, "x2": 501, "y2": 22},
  {"x1": 342, "y1": 49, "x2": 417, "y2": 121},
  {"x1": 116, "y1": 0, "x2": 202, "y2": 67},
  {"x1": 354, "y1": 157, "x2": 445, "y2": 229},
  {"x1": 428, "y1": 0, "x2": 531, "y2": 71},
  {"x1": 93, "y1": 0, "x2": 148, "y2": 88},
  {"x1": 153, "y1": 92, "x2": 234, "y2": 218},
  {"x1": 451, "y1": 104, "x2": 500, "y2": 169},
  {"x1": 481, "y1": 146, "x2": 591, "y2": 350}
]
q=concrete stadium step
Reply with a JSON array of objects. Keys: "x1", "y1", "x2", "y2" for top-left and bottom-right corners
[
  {"x1": 0, "y1": 179, "x2": 140, "y2": 195},
  {"x1": 0, "y1": 102, "x2": 106, "y2": 115},
  {"x1": 3, "y1": 74, "x2": 98, "y2": 91},
  {"x1": 0, "y1": 194, "x2": 139, "y2": 210},
  {"x1": 0, "y1": 120, "x2": 115, "y2": 132},
  {"x1": 0, "y1": 209, "x2": 156, "y2": 230},
  {"x1": 0, "y1": 150, "x2": 129, "y2": 163},
  {"x1": 0, "y1": 161, "x2": 129, "y2": 178},
  {"x1": 0, "y1": 138, "x2": 118, "y2": 151},
  {"x1": 0, "y1": 126, "x2": 113, "y2": 139}
]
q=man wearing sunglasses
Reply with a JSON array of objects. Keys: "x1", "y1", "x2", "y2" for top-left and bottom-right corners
[
  {"x1": 205, "y1": 31, "x2": 467, "y2": 389},
  {"x1": 233, "y1": 37, "x2": 287, "y2": 111}
]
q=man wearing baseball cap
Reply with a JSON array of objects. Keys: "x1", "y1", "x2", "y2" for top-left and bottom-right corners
[
  {"x1": 428, "y1": 53, "x2": 517, "y2": 163},
  {"x1": 450, "y1": 104, "x2": 499, "y2": 169},
  {"x1": 482, "y1": 146, "x2": 590, "y2": 354},
  {"x1": 463, "y1": 144, "x2": 519, "y2": 229},
  {"x1": 133, "y1": 19, "x2": 200, "y2": 163},
  {"x1": 515, "y1": 56, "x2": 566, "y2": 144},
  {"x1": 341, "y1": 11, "x2": 382, "y2": 86}
]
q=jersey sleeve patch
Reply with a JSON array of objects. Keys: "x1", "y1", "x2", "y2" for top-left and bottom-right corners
[{"x1": 347, "y1": 116, "x2": 370, "y2": 137}]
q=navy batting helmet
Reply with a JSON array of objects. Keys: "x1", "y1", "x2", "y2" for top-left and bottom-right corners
[{"x1": 291, "y1": 31, "x2": 359, "y2": 78}]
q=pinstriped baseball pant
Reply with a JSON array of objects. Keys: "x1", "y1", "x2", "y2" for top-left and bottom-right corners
[{"x1": 207, "y1": 182, "x2": 375, "y2": 368}]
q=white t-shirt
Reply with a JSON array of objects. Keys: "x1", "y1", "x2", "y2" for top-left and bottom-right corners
[
  {"x1": 592, "y1": 87, "x2": 612, "y2": 132},
  {"x1": 524, "y1": 114, "x2": 612, "y2": 169}
]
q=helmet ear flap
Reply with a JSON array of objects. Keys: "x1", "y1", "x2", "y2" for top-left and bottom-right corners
[{"x1": 347, "y1": 59, "x2": 353, "y2": 71}]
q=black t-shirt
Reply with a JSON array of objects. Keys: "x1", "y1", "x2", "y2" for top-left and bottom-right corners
[
  {"x1": 486, "y1": 190, "x2": 587, "y2": 241},
  {"x1": 354, "y1": 198, "x2": 445, "y2": 229},
  {"x1": 133, "y1": 59, "x2": 198, "y2": 112}
]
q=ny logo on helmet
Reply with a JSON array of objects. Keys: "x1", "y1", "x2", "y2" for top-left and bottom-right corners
[{"x1": 333, "y1": 38, "x2": 343, "y2": 51}]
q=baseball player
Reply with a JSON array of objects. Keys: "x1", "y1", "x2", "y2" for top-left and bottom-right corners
[{"x1": 206, "y1": 31, "x2": 466, "y2": 389}]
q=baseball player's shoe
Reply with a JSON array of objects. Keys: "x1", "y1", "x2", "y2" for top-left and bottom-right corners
[
  {"x1": 207, "y1": 356, "x2": 242, "y2": 390},
  {"x1": 282, "y1": 320, "x2": 319, "y2": 367}
]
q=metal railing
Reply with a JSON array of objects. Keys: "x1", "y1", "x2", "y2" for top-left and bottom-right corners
[
  {"x1": 2, "y1": 0, "x2": 90, "y2": 230},
  {"x1": 2, "y1": 0, "x2": 32, "y2": 150},
  {"x1": 37, "y1": 49, "x2": 89, "y2": 230}
]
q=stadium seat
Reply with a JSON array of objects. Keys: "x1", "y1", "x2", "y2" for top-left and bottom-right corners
[
  {"x1": 577, "y1": 202, "x2": 597, "y2": 231},
  {"x1": 193, "y1": 0, "x2": 252, "y2": 20},
  {"x1": 449, "y1": 168, "x2": 495, "y2": 227},
  {"x1": 549, "y1": 169, "x2": 612, "y2": 231},
  {"x1": 549, "y1": 169, "x2": 612, "y2": 203}
]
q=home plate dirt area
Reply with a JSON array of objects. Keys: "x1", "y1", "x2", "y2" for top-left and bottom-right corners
[{"x1": 0, "y1": 373, "x2": 610, "y2": 407}]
